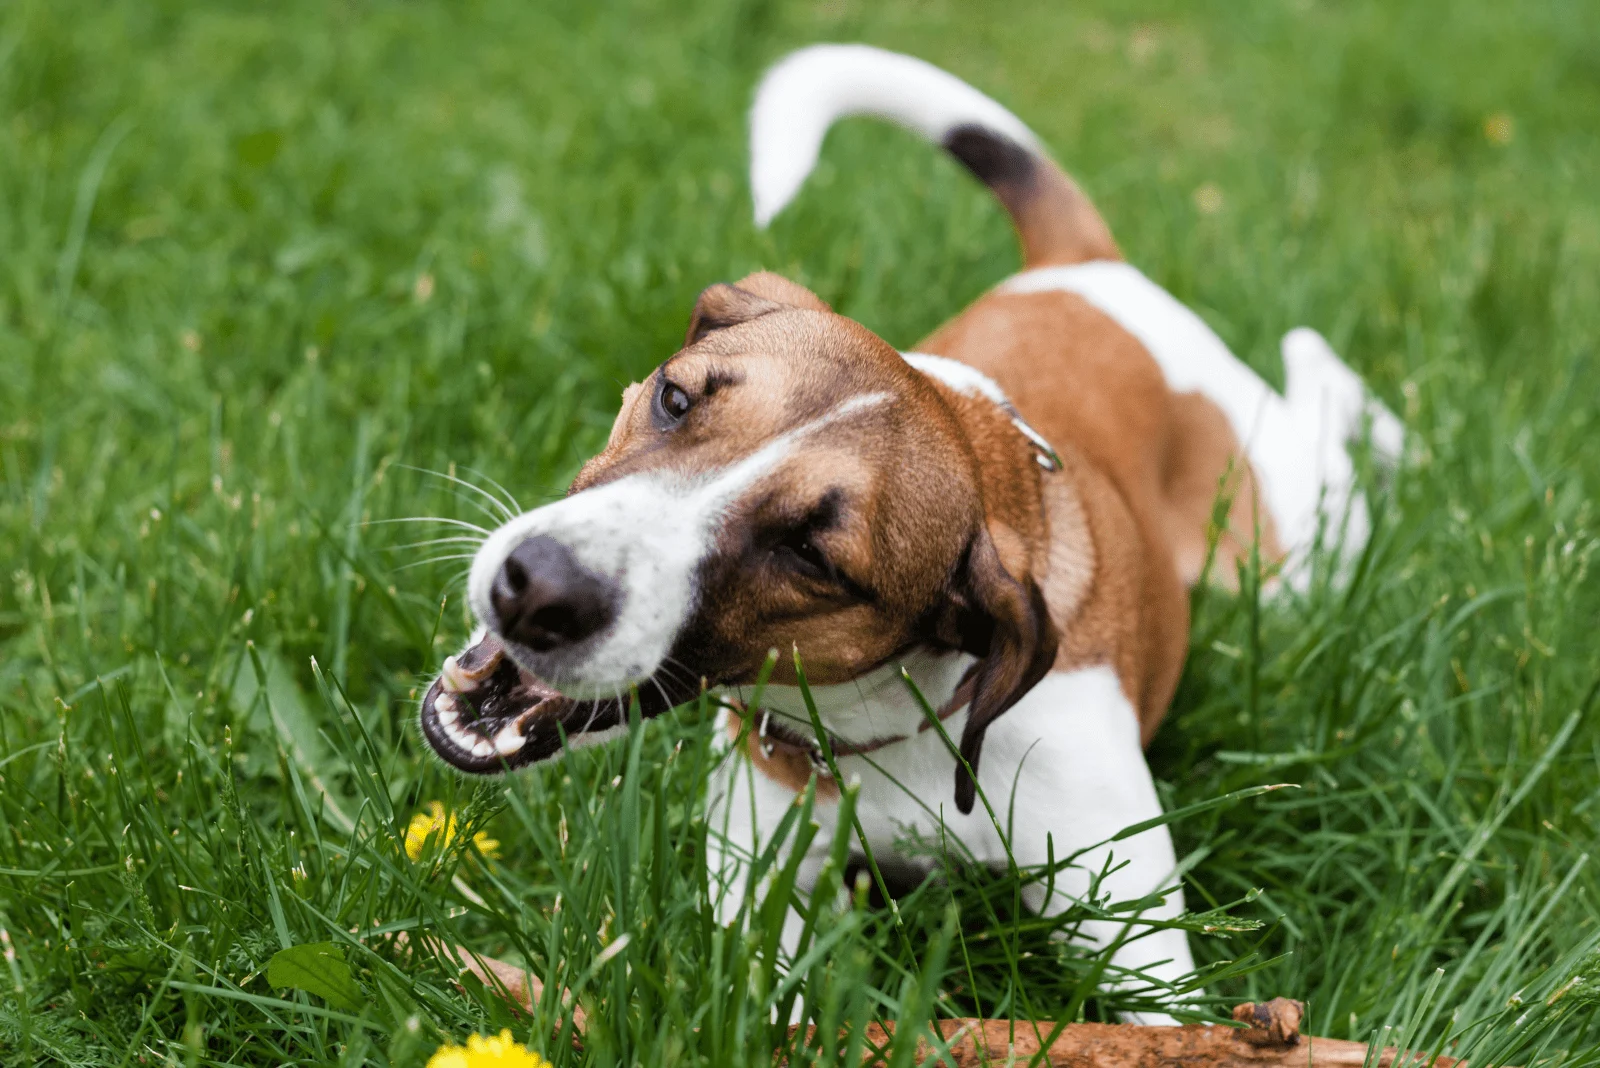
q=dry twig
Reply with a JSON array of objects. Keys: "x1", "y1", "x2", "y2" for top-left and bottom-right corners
[{"x1": 426, "y1": 944, "x2": 1456, "y2": 1067}]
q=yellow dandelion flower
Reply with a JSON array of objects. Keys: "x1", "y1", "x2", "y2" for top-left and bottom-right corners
[
  {"x1": 405, "y1": 802, "x2": 500, "y2": 861},
  {"x1": 405, "y1": 801, "x2": 448, "y2": 860},
  {"x1": 426, "y1": 1029, "x2": 548, "y2": 1068}
]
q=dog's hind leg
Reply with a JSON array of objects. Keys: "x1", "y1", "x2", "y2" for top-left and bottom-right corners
[
  {"x1": 1270, "y1": 327, "x2": 1404, "y2": 586},
  {"x1": 1282, "y1": 327, "x2": 1404, "y2": 469}
]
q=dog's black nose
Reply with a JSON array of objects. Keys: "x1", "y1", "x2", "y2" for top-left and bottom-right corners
[{"x1": 490, "y1": 536, "x2": 616, "y2": 651}]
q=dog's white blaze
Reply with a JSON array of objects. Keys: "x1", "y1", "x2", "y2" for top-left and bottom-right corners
[
  {"x1": 749, "y1": 44, "x2": 1042, "y2": 227},
  {"x1": 469, "y1": 391, "x2": 893, "y2": 697},
  {"x1": 1002, "y1": 262, "x2": 1401, "y2": 579},
  {"x1": 709, "y1": 663, "x2": 1194, "y2": 1023}
]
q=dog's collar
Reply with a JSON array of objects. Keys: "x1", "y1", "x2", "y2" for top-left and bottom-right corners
[
  {"x1": 1000, "y1": 399, "x2": 1063, "y2": 472},
  {"x1": 734, "y1": 671, "x2": 977, "y2": 775},
  {"x1": 901, "y1": 351, "x2": 1061, "y2": 472}
]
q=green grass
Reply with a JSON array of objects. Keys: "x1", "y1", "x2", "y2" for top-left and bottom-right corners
[{"x1": 3, "y1": 0, "x2": 1600, "y2": 1063}]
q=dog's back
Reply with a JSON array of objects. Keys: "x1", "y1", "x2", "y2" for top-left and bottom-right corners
[{"x1": 750, "y1": 44, "x2": 1402, "y2": 615}]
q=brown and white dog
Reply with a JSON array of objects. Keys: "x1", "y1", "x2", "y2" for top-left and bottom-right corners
[{"x1": 418, "y1": 45, "x2": 1401, "y2": 1018}]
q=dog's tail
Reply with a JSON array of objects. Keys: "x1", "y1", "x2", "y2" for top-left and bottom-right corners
[{"x1": 750, "y1": 44, "x2": 1118, "y2": 267}]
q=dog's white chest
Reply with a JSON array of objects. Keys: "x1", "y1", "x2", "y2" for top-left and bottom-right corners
[{"x1": 708, "y1": 664, "x2": 1180, "y2": 927}]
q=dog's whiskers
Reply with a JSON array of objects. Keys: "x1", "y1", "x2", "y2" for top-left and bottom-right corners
[
  {"x1": 386, "y1": 536, "x2": 485, "y2": 553},
  {"x1": 391, "y1": 557, "x2": 475, "y2": 576},
  {"x1": 388, "y1": 556, "x2": 477, "y2": 573},
  {"x1": 648, "y1": 675, "x2": 679, "y2": 718},
  {"x1": 456, "y1": 464, "x2": 525, "y2": 517},
  {"x1": 657, "y1": 654, "x2": 704, "y2": 694},
  {"x1": 398, "y1": 464, "x2": 519, "y2": 524},
  {"x1": 372, "y1": 515, "x2": 493, "y2": 536}
]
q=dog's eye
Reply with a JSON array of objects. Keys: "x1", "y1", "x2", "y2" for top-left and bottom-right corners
[
  {"x1": 777, "y1": 532, "x2": 830, "y2": 576},
  {"x1": 658, "y1": 380, "x2": 691, "y2": 423}
]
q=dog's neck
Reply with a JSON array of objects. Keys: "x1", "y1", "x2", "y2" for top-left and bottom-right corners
[
  {"x1": 721, "y1": 354, "x2": 1054, "y2": 749},
  {"x1": 724, "y1": 645, "x2": 979, "y2": 752},
  {"x1": 904, "y1": 352, "x2": 1054, "y2": 591}
]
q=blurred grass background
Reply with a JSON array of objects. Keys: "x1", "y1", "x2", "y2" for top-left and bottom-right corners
[{"x1": 2, "y1": 0, "x2": 1599, "y2": 1064}]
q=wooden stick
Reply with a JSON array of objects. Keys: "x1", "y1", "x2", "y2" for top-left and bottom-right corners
[
  {"x1": 390, "y1": 932, "x2": 586, "y2": 1029},
  {"x1": 795, "y1": 1003, "x2": 1458, "y2": 1067},
  {"x1": 423, "y1": 944, "x2": 1458, "y2": 1068}
]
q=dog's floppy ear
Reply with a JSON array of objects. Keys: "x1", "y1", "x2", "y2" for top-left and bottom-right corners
[
  {"x1": 942, "y1": 526, "x2": 1059, "y2": 814},
  {"x1": 686, "y1": 283, "x2": 782, "y2": 345},
  {"x1": 731, "y1": 271, "x2": 832, "y2": 312},
  {"x1": 685, "y1": 272, "x2": 831, "y2": 346}
]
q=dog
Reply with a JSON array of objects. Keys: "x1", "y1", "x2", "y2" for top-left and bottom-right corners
[{"x1": 417, "y1": 44, "x2": 1401, "y2": 1019}]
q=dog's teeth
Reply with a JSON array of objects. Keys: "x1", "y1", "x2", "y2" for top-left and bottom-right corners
[
  {"x1": 441, "y1": 654, "x2": 492, "y2": 694},
  {"x1": 759, "y1": 711, "x2": 770, "y2": 739},
  {"x1": 434, "y1": 693, "x2": 461, "y2": 726},
  {"x1": 493, "y1": 722, "x2": 526, "y2": 756},
  {"x1": 443, "y1": 720, "x2": 477, "y2": 751},
  {"x1": 471, "y1": 739, "x2": 495, "y2": 759},
  {"x1": 440, "y1": 657, "x2": 464, "y2": 693}
]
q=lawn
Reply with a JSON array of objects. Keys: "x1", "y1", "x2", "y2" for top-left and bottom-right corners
[{"x1": 3, "y1": 0, "x2": 1599, "y2": 1064}]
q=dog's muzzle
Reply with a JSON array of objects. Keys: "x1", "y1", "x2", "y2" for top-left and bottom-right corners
[
  {"x1": 420, "y1": 468, "x2": 733, "y2": 773},
  {"x1": 420, "y1": 531, "x2": 632, "y2": 773}
]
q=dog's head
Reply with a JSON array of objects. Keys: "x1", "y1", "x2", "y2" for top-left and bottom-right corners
[{"x1": 420, "y1": 273, "x2": 1055, "y2": 811}]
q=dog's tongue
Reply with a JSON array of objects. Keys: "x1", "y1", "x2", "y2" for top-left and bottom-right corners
[{"x1": 420, "y1": 633, "x2": 570, "y2": 770}]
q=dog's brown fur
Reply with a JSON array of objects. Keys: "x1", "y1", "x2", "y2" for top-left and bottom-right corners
[
  {"x1": 920, "y1": 288, "x2": 1279, "y2": 741},
  {"x1": 558, "y1": 145, "x2": 1276, "y2": 793}
]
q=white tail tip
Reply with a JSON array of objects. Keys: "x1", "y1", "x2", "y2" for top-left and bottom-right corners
[{"x1": 749, "y1": 44, "x2": 1041, "y2": 227}]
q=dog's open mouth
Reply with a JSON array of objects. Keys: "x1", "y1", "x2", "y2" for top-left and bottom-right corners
[
  {"x1": 419, "y1": 634, "x2": 577, "y2": 774},
  {"x1": 418, "y1": 633, "x2": 695, "y2": 774}
]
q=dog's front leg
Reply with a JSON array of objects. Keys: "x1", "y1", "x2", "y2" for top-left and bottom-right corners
[
  {"x1": 704, "y1": 710, "x2": 837, "y2": 974},
  {"x1": 976, "y1": 666, "x2": 1196, "y2": 1024}
]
